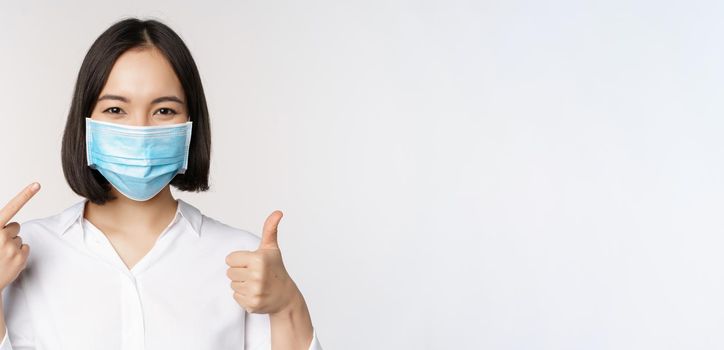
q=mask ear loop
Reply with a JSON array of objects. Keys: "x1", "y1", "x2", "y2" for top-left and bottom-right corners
[{"x1": 180, "y1": 118, "x2": 193, "y2": 174}]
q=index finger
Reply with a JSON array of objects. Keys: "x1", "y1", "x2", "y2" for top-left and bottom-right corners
[{"x1": 0, "y1": 182, "x2": 41, "y2": 227}]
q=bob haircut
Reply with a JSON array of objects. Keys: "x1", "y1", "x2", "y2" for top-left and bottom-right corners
[{"x1": 61, "y1": 17, "x2": 211, "y2": 205}]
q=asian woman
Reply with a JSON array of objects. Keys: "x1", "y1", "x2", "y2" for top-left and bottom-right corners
[{"x1": 0, "y1": 17, "x2": 322, "y2": 350}]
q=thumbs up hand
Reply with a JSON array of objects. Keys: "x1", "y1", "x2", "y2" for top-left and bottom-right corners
[
  {"x1": 225, "y1": 210, "x2": 301, "y2": 315},
  {"x1": 0, "y1": 182, "x2": 40, "y2": 291}
]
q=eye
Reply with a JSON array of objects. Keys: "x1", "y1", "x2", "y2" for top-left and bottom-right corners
[
  {"x1": 155, "y1": 108, "x2": 178, "y2": 116},
  {"x1": 102, "y1": 107, "x2": 124, "y2": 114}
]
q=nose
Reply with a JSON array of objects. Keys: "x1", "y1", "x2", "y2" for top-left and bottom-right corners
[{"x1": 129, "y1": 114, "x2": 152, "y2": 127}]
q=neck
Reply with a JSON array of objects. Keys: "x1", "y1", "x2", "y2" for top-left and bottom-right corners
[{"x1": 84, "y1": 185, "x2": 178, "y2": 237}]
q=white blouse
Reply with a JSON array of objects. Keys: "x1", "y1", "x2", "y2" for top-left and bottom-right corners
[{"x1": 0, "y1": 198, "x2": 322, "y2": 350}]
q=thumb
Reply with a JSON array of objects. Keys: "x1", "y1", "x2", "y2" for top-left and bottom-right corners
[{"x1": 259, "y1": 210, "x2": 283, "y2": 250}]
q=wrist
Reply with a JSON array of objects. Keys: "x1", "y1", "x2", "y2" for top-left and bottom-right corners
[
  {"x1": 268, "y1": 285, "x2": 314, "y2": 350},
  {"x1": 271, "y1": 283, "x2": 305, "y2": 319}
]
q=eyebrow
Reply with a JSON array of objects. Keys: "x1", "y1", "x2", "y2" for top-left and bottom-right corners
[{"x1": 97, "y1": 94, "x2": 185, "y2": 105}]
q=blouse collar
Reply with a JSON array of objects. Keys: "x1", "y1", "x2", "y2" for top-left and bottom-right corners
[{"x1": 56, "y1": 198, "x2": 202, "y2": 237}]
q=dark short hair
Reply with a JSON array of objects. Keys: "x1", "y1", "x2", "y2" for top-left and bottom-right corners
[{"x1": 61, "y1": 17, "x2": 211, "y2": 204}]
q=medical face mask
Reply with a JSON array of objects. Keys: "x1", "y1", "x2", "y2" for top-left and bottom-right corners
[{"x1": 85, "y1": 118, "x2": 193, "y2": 201}]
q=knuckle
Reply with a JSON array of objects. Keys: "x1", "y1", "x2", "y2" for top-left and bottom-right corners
[
  {"x1": 230, "y1": 280, "x2": 243, "y2": 290},
  {"x1": 2, "y1": 222, "x2": 19, "y2": 235},
  {"x1": 252, "y1": 270, "x2": 263, "y2": 281},
  {"x1": 252, "y1": 256, "x2": 264, "y2": 266},
  {"x1": 12, "y1": 251, "x2": 25, "y2": 265},
  {"x1": 225, "y1": 253, "x2": 235, "y2": 266},
  {"x1": 4, "y1": 245, "x2": 17, "y2": 258},
  {"x1": 251, "y1": 284, "x2": 263, "y2": 296}
]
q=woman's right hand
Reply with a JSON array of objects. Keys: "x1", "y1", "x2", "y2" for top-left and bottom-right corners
[{"x1": 0, "y1": 182, "x2": 40, "y2": 291}]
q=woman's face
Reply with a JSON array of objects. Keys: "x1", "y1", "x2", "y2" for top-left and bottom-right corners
[{"x1": 90, "y1": 46, "x2": 188, "y2": 126}]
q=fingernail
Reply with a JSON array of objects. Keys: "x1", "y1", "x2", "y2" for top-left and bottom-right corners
[{"x1": 30, "y1": 182, "x2": 40, "y2": 192}]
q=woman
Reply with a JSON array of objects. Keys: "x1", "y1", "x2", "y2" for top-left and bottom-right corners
[{"x1": 0, "y1": 17, "x2": 322, "y2": 350}]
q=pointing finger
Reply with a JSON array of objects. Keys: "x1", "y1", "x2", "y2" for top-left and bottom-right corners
[{"x1": 0, "y1": 182, "x2": 40, "y2": 227}]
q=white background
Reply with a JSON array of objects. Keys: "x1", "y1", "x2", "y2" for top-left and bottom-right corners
[{"x1": 2, "y1": 1, "x2": 723, "y2": 349}]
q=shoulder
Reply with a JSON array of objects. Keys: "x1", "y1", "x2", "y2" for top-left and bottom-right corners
[
  {"x1": 17, "y1": 200, "x2": 85, "y2": 238},
  {"x1": 198, "y1": 213, "x2": 261, "y2": 251},
  {"x1": 178, "y1": 198, "x2": 261, "y2": 250}
]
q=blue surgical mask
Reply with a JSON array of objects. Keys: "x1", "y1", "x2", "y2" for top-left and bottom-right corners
[{"x1": 85, "y1": 118, "x2": 193, "y2": 201}]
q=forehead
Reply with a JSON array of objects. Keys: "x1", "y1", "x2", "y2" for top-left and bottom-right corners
[{"x1": 99, "y1": 46, "x2": 184, "y2": 101}]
